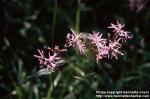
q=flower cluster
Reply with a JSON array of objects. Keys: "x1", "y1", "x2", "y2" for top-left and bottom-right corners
[{"x1": 34, "y1": 21, "x2": 133, "y2": 72}]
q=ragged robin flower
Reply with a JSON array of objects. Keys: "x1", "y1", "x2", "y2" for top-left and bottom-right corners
[
  {"x1": 108, "y1": 39, "x2": 124, "y2": 59},
  {"x1": 108, "y1": 21, "x2": 132, "y2": 42},
  {"x1": 87, "y1": 32, "x2": 108, "y2": 63},
  {"x1": 87, "y1": 32, "x2": 107, "y2": 50},
  {"x1": 65, "y1": 29, "x2": 86, "y2": 55},
  {"x1": 34, "y1": 49, "x2": 63, "y2": 72}
]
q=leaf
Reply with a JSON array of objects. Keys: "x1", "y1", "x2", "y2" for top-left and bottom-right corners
[
  {"x1": 86, "y1": 72, "x2": 95, "y2": 77},
  {"x1": 20, "y1": 69, "x2": 52, "y2": 84},
  {"x1": 124, "y1": 76, "x2": 139, "y2": 82},
  {"x1": 138, "y1": 63, "x2": 150, "y2": 70},
  {"x1": 73, "y1": 76, "x2": 83, "y2": 80},
  {"x1": 54, "y1": 72, "x2": 61, "y2": 87}
]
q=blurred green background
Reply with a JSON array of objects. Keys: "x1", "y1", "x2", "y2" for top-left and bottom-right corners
[{"x1": 0, "y1": 0, "x2": 150, "y2": 99}]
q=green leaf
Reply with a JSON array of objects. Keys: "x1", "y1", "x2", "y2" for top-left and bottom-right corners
[
  {"x1": 138, "y1": 63, "x2": 150, "y2": 69},
  {"x1": 73, "y1": 76, "x2": 83, "y2": 80},
  {"x1": 20, "y1": 69, "x2": 52, "y2": 84}
]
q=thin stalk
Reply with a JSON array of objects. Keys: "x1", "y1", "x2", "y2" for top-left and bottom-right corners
[
  {"x1": 51, "y1": 0, "x2": 58, "y2": 45},
  {"x1": 46, "y1": 76, "x2": 53, "y2": 99},
  {"x1": 75, "y1": 0, "x2": 81, "y2": 33}
]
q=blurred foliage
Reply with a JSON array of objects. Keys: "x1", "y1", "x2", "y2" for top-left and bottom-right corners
[{"x1": 0, "y1": 0, "x2": 150, "y2": 99}]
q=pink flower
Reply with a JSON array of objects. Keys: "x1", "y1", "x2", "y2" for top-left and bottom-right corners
[
  {"x1": 95, "y1": 51, "x2": 103, "y2": 63},
  {"x1": 87, "y1": 32, "x2": 108, "y2": 63},
  {"x1": 95, "y1": 46, "x2": 109, "y2": 63},
  {"x1": 65, "y1": 33, "x2": 76, "y2": 47},
  {"x1": 34, "y1": 49, "x2": 46, "y2": 65},
  {"x1": 108, "y1": 21, "x2": 125, "y2": 32},
  {"x1": 34, "y1": 49, "x2": 63, "y2": 72},
  {"x1": 87, "y1": 32, "x2": 107, "y2": 50},
  {"x1": 65, "y1": 29, "x2": 86, "y2": 55},
  {"x1": 108, "y1": 21, "x2": 132, "y2": 42},
  {"x1": 128, "y1": 0, "x2": 149, "y2": 12},
  {"x1": 108, "y1": 40, "x2": 124, "y2": 59}
]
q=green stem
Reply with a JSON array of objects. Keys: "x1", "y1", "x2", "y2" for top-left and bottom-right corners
[
  {"x1": 75, "y1": 0, "x2": 81, "y2": 33},
  {"x1": 46, "y1": 76, "x2": 53, "y2": 99},
  {"x1": 51, "y1": 0, "x2": 58, "y2": 45}
]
